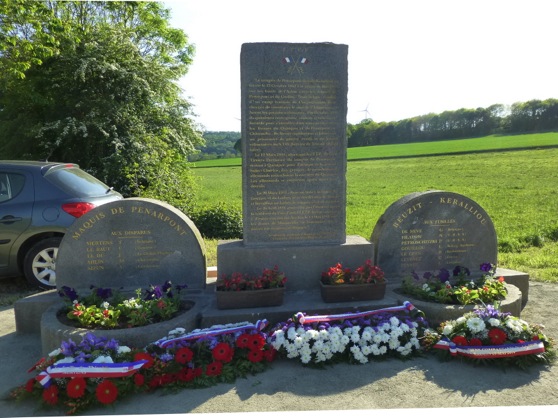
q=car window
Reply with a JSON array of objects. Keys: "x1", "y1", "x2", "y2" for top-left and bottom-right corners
[
  {"x1": 44, "y1": 166, "x2": 114, "y2": 198},
  {"x1": 0, "y1": 172, "x2": 25, "y2": 203}
]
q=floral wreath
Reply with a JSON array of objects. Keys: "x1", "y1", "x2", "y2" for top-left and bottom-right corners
[
  {"x1": 423, "y1": 304, "x2": 556, "y2": 369},
  {"x1": 10, "y1": 302, "x2": 556, "y2": 414}
]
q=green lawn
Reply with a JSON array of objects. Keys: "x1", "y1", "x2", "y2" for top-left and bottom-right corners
[
  {"x1": 347, "y1": 132, "x2": 558, "y2": 160},
  {"x1": 192, "y1": 136, "x2": 558, "y2": 283},
  {"x1": 190, "y1": 132, "x2": 558, "y2": 168}
]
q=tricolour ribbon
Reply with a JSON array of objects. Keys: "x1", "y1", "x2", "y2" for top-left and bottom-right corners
[
  {"x1": 295, "y1": 301, "x2": 418, "y2": 325},
  {"x1": 433, "y1": 337, "x2": 545, "y2": 358},
  {"x1": 155, "y1": 319, "x2": 269, "y2": 349},
  {"x1": 36, "y1": 360, "x2": 148, "y2": 387}
]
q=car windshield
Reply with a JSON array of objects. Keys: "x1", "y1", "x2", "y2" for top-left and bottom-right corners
[{"x1": 45, "y1": 166, "x2": 115, "y2": 198}]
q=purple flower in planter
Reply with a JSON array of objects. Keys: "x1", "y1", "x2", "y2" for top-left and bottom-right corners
[
  {"x1": 438, "y1": 268, "x2": 450, "y2": 282},
  {"x1": 480, "y1": 262, "x2": 493, "y2": 273},
  {"x1": 144, "y1": 285, "x2": 163, "y2": 300},
  {"x1": 452, "y1": 266, "x2": 470, "y2": 277},
  {"x1": 58, "y1": 286, "x2": 78, "y2": 302},
  {"x1": 95, "y1": 287, "x2": 113, "y2": 300}
]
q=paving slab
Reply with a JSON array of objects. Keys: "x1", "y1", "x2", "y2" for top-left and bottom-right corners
[{"x1": 1, "y1": 282, "x2": 557, "y2": 417}]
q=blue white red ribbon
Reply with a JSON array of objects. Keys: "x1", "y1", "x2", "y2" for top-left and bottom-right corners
[
  {"x1": 433, "y1": 337, "x2": 545, "y2": 358},
  {"x1": 295, "y1": 301, "x2": 417, "y2": 325},
  {"x1": 36, "y1": 360, "x2": 148, "y2": 387},
  {"x1": 155, "y1": 319, "x2": 269, "y2": 349}
]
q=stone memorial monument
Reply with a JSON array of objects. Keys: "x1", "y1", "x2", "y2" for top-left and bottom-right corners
[
  {"x1": 218, "y1": 42, "x2": 373, "y2": 290},
  {"x1": 371, "y1": 190, "x2": 498, "y2": 278},
  {"x1": 56, "y1": 198, "x2": 207, "y2": 292}
]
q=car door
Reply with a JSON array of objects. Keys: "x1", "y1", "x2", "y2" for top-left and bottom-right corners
[{"x1": 0, "y1": 170, "x2": 33, "y2": 274}]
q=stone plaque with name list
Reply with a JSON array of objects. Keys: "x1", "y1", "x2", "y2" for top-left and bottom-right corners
[
  {"x1": 56, "y1": 198, "x2": 206, "y2": 292},
  {"x1": 371, "y1": 191, "x2": 498, "y2": 279}
]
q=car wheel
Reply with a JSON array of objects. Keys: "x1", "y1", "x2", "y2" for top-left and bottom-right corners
[{"x1": 23, "y1": 237, "x2": 62, "y2": 290}]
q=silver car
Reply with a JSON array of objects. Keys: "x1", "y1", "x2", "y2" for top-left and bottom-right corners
[{"x1": 0, "y1": 161, "x2": 122, "y2": 289}]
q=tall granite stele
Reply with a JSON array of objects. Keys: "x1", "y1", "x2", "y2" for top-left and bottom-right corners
[{"x1": 217, "y1": 42, "x2": 373, "y2": 291}]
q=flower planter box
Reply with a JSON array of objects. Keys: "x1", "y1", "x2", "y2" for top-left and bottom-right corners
[
  {"x1": 215, "y1": 287, "x2": 285, "y2": 310},
  {"x1": 320, "y1": 281, "x2": 387, "y2": 303}
]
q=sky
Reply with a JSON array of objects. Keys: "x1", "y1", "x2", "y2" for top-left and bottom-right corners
[{"x1": 164, "y1": 0, "x2": 558, "y2": 132}]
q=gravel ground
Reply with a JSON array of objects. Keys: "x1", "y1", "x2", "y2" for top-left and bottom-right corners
[{"x1": 0, "y1": 278, "x2": 557, "y2": 417}]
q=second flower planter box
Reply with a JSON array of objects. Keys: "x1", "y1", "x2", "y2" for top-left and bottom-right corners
[{"x1": 215, "y1": 287, "x2": 285, "y2": 310}]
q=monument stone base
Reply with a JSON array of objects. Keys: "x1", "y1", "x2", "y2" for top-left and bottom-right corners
[
  {"x1": 495, "y1": 267, "x2": 529, "y2": 306},
  {"x1": 394, "y1": 283, "x2": 523, "y2": 327},
  {"x1": 217, "y1": 235, "x2": 374, "y2": 291},
  {"x1": 14, "y1": 267, "x2": 529, "y2": 355}
]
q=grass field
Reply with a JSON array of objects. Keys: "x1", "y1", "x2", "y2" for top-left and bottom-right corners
[
  {"x1": 191, "y1": 132, "x2": 558, "y2": 168},
  {"x1": 192, "y1": 134, "x2": 558, "y2": 283}
]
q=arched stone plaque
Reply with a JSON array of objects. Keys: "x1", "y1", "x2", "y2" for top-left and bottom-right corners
[
  {"x1": 56, "y1": 198, "x2": 206, "y2": 292},
  {"x1": 371, "y1": 191, "x2": 497, "y2": 279}
]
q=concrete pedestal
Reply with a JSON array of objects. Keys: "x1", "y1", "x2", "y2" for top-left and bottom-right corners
[{"x1": 217, "y1": 235, "x2": 374, "y2": 291}]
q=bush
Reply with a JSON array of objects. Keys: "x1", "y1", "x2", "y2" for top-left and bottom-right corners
[
  {"x1": 544, "y1": 224, "x2": 558, "y2": 242},
  {"x1": 190, "y1": 203, "x2": 243, "y2": 239},
  {"x1": 519, "y1": 233, "x2": 545, "y2": 248},
  {"x1": 498, "y1": 227, "x2": 557, "y2": 254},
  {"x1": 498, "y1": 239, "x2": 522, "y2": 253}
]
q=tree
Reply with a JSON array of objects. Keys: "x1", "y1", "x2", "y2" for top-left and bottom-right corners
[
  {"x1": 0, "y1": 0, "x2": 61, "y2": 84},
  {"x1": 0, "y1": 1, "x2": 203, "y2": 211}
]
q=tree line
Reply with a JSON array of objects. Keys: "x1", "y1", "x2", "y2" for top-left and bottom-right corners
[
  {"x1": 193, "y1": 98, "x2": 558, "y2": 159},
  {"x1": 189, "y1": 131, "x2": 241, "y2": 161},
  {"x1": 347, "y1": 98, "x2": 558, "y2": 147}
]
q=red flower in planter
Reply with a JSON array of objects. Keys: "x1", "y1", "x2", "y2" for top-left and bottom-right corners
[
  {"x1": 322, "y1": 260, "x2": 384, "y2": 285},
  {"x1": 321, "y1": 263, "x2": 351, "y2": 285},
  {"x1": 217, "y1": 267, "x2": 287, "y2": 291}
]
